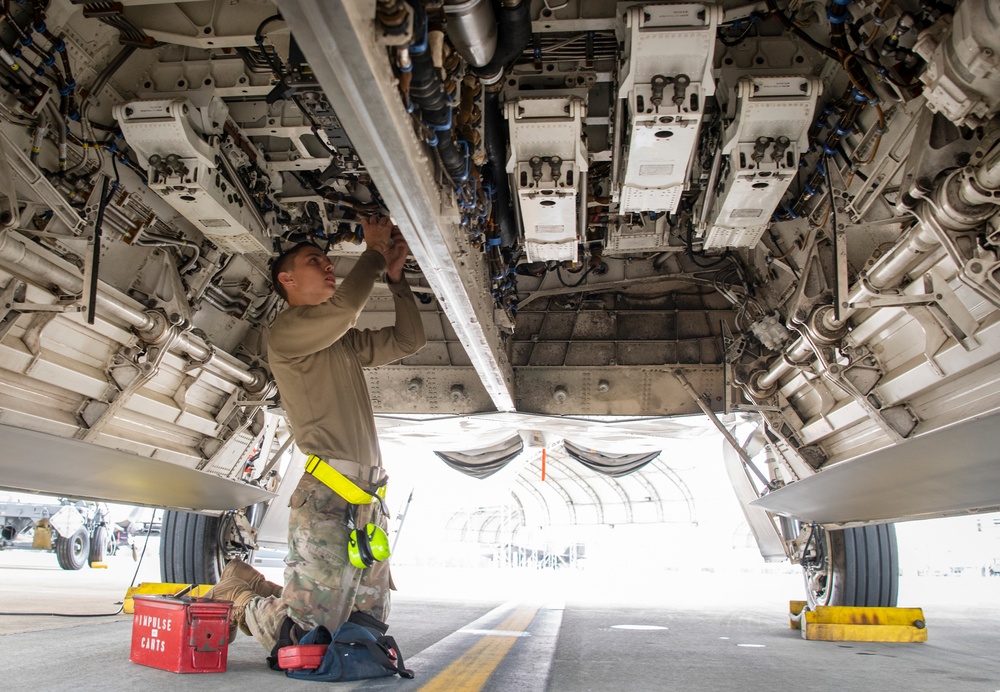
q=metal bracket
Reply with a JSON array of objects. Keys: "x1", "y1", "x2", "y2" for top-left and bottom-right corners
[
  {"x1": 231, "y1": 509, "x2": 259, "y2": 547},
  {"x1": 0, "y1": 133, "x2": 19, "y2": 229},
  {"x1": 2, "y1": 280, "x2": 84, "y2": 317},
  {"x1": 834, "y1": 210, "x2": 849, "y2": 323},
  {"x1": 922, "y1": 270, "x2": 980, "y2": 350},
  {"x1": 0, "y1": 279, "x2": 25, "y2": 341},
  {"x1": 78, "y1": 339, "x2": 175, "y2": 442},
  {"x1": 851, "y1": 270, "x2": 980, "y2": 351},
  {"x1": 907, "y1": 306, "x2": 948, "y2": 377},
  {"x1": 787, "y1": 224, "x2": 832, "y2": 324},
  {"x1": 6, "y1": 301, "x2": 85, "y2": 314},
  {"x1": 849, "y1": 293, "x2": 935, "y2": 309},
  {"x1": 821, "y1": 361, "x2": 907, "y2": 444},
  {"x1": 183, "y1": 342, "x2": 217, "y2": 372}
]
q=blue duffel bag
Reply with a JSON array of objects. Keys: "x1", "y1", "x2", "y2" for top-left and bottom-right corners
[{"x1": 283, "y1": 618, "x2": 413, "y2": 682}]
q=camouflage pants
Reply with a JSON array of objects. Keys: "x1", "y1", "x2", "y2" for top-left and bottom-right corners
[{"x1": 244, "y1": 472, "x2": 391, "y2": 651}]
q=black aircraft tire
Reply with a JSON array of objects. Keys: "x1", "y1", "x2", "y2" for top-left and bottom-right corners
[
  {"x1": 806, "y1": 523, "x2": 899, "y2": 607},
  {"x1": 88, "y1": 525, "x2": 109, "y2": 566},
  {"x1": 56, "y1": 527, "x2": 90, "y2": 571},
  {"x1": 159, "y1": 510, "x2": 224, "y2": 585}
]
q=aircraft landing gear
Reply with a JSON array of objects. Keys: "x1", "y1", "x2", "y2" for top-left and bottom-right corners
[
  {"x1": 160, "y1": 511, "x2": 226, "y2": 584},
  {"x1": 159, "y1": 506, "x2": 263, "y2": 584},
  {"x1": 801, "y1": 523, "x2": 899, "y2": 607}
]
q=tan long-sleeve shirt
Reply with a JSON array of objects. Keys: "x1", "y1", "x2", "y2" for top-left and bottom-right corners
[{"x1": 267, "y1": 249, "x2": 426, "y2": 480}]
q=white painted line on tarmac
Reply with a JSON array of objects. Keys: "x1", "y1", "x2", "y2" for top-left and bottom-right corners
[
  {"x1": 480, "y1": 601, "x2": 563, "y2": 692},
  {"x1": 737, "y1": 643, "x2": 766, "y2": 648},
  {"x1": 361, "y1": 601, "x2": 523, "y2": 689},
  {"x1": 421, "y1": 606, "x2": 539, "y2": 691},
  {"x1": 363, "y1": 600, "x2": 562, "y2": 691},
  {"x1": 611, "y1": 624, "x2": 668, "y2": 630}
]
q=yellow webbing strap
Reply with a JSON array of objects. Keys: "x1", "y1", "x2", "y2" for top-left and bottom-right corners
[{"x1": 305, "y1": 455, "x2": 385, "y2": 505}]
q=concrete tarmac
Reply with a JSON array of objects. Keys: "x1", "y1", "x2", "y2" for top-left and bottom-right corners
[{"x1": 1, "y1": 540, "x2": 998, "y2": 691}]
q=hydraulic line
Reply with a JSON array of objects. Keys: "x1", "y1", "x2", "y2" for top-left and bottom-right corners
[
  {"x1": 66, "y1": 44, "x2": 134, "y2": 175},
  {"x1": 0, "y1": 230, "x2": 268, "y2": 391},
  {"x1": 132, "y1": 230, "x2": 201, "y2": 274},
  {"x1": 769, "y1": 0, "x2": 886, "y2": 220},
  {"x1": 407, "y1": 1, "x2": 466, "y2": 182},
  {"x1": 750, "y1": 142, "x2": 1000, "y2": 395},
  {"x1": 204, "y1": 283, "x2": 252, "y2": 316}
]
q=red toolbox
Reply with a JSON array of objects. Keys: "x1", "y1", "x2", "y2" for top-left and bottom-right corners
[
  {"x1": 130, "y1": 594, "x2": 232, "y2": 673},
  {"x1": 278, "y1": 643, "x2": 329, "y2": 670}
]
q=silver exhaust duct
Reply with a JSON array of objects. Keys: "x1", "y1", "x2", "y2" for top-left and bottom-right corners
[{"x1": 444, "y1": 0, "x2": 498, "y2": 68}]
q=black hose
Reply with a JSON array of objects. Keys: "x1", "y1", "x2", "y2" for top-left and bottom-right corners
[
  {"x1": 475, "y1": 1, "x2": 531, "y2": 247},
  {"x1": 409, "y1": 55, "x2": 450, "y2": 128},
  {"x1": 686, "y1": 223, "x2": 730, "y2": 268},
  {"x1": 484, "y1": 89, "x2": 516, "y2": 247},
  {"x1": 764, "y1": 0, "x2": 839, "y2": 61},
  {"x1": 436, "y1": 134, "x2": 466, "y2": 178},
  {"x1": 473, "y1": 0, "x2": 531, "y2": 83},
  {"x1": 407, "y1": 0, "x2": 467, "y2": 181}
]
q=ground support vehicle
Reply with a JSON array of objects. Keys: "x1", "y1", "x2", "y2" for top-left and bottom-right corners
[{"x1": 0, "y1": 497, "x2": 116, "y2": 569}]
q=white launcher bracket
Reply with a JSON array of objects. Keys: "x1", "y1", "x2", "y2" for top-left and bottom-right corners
[
  {"x1": 115, "y1": 98, "x2": 270, "y2": 255},
  {"x1": 616, "y1": 3, "x2": 722, "y2": 214},
  {"x1": 506, "y1": 95, "x2": 589, "y2": 263},
  {"x1": 701, "y1": 75, "x2": 821, "y2": 250}
]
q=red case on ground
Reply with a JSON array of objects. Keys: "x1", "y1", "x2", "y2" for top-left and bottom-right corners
[
  {"x1": 278, "y1": 644, "x2": 329, "y2": 670},
  {"x1": 130, "y1": 594, "x2": 231, "y2": 673}
]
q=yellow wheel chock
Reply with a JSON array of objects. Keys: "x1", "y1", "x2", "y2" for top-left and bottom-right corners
[
  {"x1": 789, "y1": 600, "x2": 927, "y2": 643},
  {"x1": 123, "y1": 582, "x2": 214, "y2": 614}
]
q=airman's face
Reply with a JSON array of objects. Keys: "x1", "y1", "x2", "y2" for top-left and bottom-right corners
[{"x1": 281, "y1": 246, "x2": 336, "y2": 306}]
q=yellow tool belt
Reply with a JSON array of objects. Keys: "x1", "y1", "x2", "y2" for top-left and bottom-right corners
[{"x1": 305, "y1": 455, "x2": 387, "y2": 506}]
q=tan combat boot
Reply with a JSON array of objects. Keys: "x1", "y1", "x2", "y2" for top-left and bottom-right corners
[
  {"x1": 204, "y1": 575, "x2": 257, "y2": 643},
  {"x1": 220, "y1": 558, "x2": 283, "y2": 598}
]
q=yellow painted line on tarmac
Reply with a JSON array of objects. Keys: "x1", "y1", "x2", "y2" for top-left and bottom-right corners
[{"x1": 418, "y1": 606, "x2": 539, "y2": 692}]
